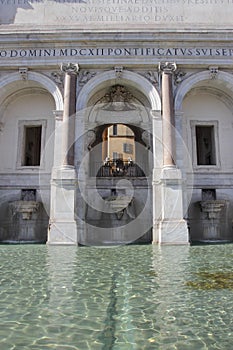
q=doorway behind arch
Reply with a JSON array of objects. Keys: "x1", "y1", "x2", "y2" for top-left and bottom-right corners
[{"x1": 80, "y1": 123, "x2": 153, "y2": 245}]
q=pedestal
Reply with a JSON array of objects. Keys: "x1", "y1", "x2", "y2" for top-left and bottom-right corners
[
  {"x1": 153, "y1": 167, "x2": 189, "y2": 244},
  {"x1": 48, "y1": 166, "x2": 78, "y2": 245}
]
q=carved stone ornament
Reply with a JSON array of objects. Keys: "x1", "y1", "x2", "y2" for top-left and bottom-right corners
[
  {"x1": 159, "y1": 62, "x2": 177, "y2": 74},
  {"x1": 85, "y1": 130, "x2": 96, "y2": 150},
  {"x1": 114, "y1": 66, "x2": 123, "y2": 79},
  {"x1": 174, "y1": 71, "x2": 186, "y2": 85},
  {"x1": 142, "y1": 130, "x2": 151, "y2": 149},
  {"x1": 143, "y1": 71, "x2": 159, "y2": 86},
  {"x1": 9, "y1": 200, "x2": 40, "y2": 220},
  {"x1": 19, "y1": 67, "x2": 28, "y2": 80},
  {"x1": 51, "y1": 71, "x2": 64, "y2": 86},
  {"x1": 209, "y1": 66, "x2": 219, "y2": 79},
  {"x1": 100, "y1": 85, "x2": 136, "y2": 111},
  {"x1": 78, "y1": 70, "x2": 96, "y2": 86},
  {"x1": 61, "y1": 62, "x2": 79, "y2": 74}
]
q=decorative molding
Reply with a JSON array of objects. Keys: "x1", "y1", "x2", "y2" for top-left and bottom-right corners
[
  {"x1": 114, "y1": 66, "x2": 123, "y2": 79},
  {"x1": 175, "y1": 70, "x2": 233, "y2": 110},
  {"x1": 0, "y1": 71, "x2": 63, "y2": 110},
  {"x1": 209, "y1": 66, "x2": 219, "y2": 79},
  {"x1": 143, "y1": 71, "x2": 159, "y2": 86},
  {"x1": 159, "y1": 62, "x2": 177, "y2": 74},
  {"x1": 150, "y1": 110, "x2": 161, "y2": 119},
  {"x1": 53, "y1": 110, "x2": 63, "y2": 121},
  {"x1": 78, "y1": 70, "x2": 96, "y2": 86},
  {"x1": 61, "y1": 62, "x2": 79, "y2": 75},
  {"x1": 77, "y1": 69, "x2": 161, "y2": 111},
  {"x1": 19, "y1": 67, "x2": 28, "y2": 80}
]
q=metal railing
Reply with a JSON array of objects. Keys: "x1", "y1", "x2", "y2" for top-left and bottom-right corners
[{"x1": 94, "y1": 159, "x2": 146, "y2": 177}]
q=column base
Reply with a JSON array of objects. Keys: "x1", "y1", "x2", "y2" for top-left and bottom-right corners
[
  {"x1": 153, "y1": 219, "x2": 189, "y2": 245},
  {"x1": 47, "y1": 221, "x2": 78, "y2": 245},
  {"x1": 48, "y1": 166, "x2": 77, "y2": 245}
]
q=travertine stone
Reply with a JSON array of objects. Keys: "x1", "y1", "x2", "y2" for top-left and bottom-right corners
[{"x1": 1, "y1": 0, "x2": 233, "y2": 30}]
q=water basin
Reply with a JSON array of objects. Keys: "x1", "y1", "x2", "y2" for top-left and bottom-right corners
[{"x1": 1, "y1": 244, "x2": 233, "y2": 349}]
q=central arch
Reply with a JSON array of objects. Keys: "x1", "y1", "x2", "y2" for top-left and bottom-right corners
[
  {"x1": 76, "y1": 69, "x2": 161, "y2": 112},
  {"x1": 75, "y1": 70, "x2": 159, "y2": 246}
]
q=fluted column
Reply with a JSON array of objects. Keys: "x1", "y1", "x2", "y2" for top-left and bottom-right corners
[
  {"x1": 160, "y1": 62, "x2": 177, "y2": 167},
  {"x1": 61, "y1": 63, "x2": 79, "y2": 166}
]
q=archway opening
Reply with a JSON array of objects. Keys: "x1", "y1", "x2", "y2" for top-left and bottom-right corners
[
  {"x1": 102, "y1": 123, "x2": 135, "y2": 162},
  {"x1": 89, "y1": 123, "x2": 149, "y2": 177}
]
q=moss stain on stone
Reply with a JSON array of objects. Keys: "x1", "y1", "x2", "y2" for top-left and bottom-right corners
[{"x1": 186, "y1": 271, "x2": 233, "y2": 290}]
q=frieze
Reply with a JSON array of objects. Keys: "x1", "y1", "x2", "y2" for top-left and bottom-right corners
[{"x1": 1, "y1": 47, "x2": 233, "y2": 60}]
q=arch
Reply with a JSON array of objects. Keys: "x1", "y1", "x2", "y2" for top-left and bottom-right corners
[
  {"x1": 175, "y1": 70, "x2": 233, "y2": 110},
  {"x1": 0, "y1": 71, "x2": 63, "y2": 110},
  {"x1": 76, "y1": 69, "x2": 161, "y2": 111}
]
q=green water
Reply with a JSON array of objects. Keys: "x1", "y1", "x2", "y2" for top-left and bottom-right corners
[{"x1": 0, "y1": 244, "x2": 233, "y2": 349}]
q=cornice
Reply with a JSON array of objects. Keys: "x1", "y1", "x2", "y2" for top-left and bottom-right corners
[{"x1": 1, "y1": 29, "x2": 233, "y2": 45}]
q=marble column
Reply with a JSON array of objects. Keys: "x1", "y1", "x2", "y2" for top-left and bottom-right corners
[
  {"x1": 61, "y1": 62, "x2": 79, "y2": 167},
  {"x1": 152, "y1": 62, "x2": 189, "y2": 245},
  {"x1": 47, "y1": 63, "x2": 79, "y2": 245},
  {"x1": 160, "y1": 62, "x2": 176, "y2": 167}
]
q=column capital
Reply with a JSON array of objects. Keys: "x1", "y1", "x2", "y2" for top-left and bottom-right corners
[
  {"x1": 61, "y1": 62, "x2": 79, "y2": 75},
  {"x1": 159, "y1": 62, "x2": 177, "y2": 74}
]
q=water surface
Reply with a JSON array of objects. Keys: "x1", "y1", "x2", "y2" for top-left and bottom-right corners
[{"x1": 0, "y1": 244, "x2": 233, "y2": 349}]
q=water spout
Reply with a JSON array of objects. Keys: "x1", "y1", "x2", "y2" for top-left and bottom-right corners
[{"x1": 199, "y1": 200, "x2": 227, "y2": 241}]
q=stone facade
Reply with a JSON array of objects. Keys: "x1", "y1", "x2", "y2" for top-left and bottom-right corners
[{"x1": 1, "y1": 1, "x2": 233, "y2": 244}]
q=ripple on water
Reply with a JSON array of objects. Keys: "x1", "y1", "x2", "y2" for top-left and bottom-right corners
[{"x1": 1, "y1": 244, "x2": 233, "y2": 349}]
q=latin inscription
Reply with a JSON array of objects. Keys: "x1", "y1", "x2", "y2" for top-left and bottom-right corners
[
  {"x1": 1, "y1": 47, "x2": 233, "y2": 58},
  {"x1": 0, "y1": 0, "x2": 233, "y2": 26}
]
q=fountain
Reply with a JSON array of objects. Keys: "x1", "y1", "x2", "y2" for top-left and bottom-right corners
[
  {"x1": 9, "y1": 200, "x2": 40, "y2": 220},
  {"x1": 4, "y1": 190, "x2": 45, "y2": 243},
  {"x1": 199, "y1": 200, "x2": 228, "y2": 242},
  {"x1": 105, "y1": 194, "x2": 135, "y2": 220},
  {"x1": 8, "y1": 200, "x2": 42, "y2": 242}
]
